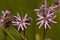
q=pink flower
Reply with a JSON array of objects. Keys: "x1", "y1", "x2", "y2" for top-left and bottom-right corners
[
  {"x1": 11, "y1": 13, "x2": 31, "y2": 31},
  {"x1": 2, "y1": 10, "x2": 10, "y2": 18},
  {"x1": 34, "y1": 0, "x2": 57, "y2": 29},
  {"x1": 0, "y1": 10, "x2": 10, "y2": 26}
]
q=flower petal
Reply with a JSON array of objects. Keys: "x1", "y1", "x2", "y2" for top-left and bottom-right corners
[
  {"x1": 23, "y1": 23, "x2": 27, "y2": 28},
  {"x1": 17, "y1": 12, "x2": 21, "y2": 20},
  {"x1": 18, "y1": 25, "x2": 20, "y2": 31},
  {"x1": 44, "y1": 23, "x2": 47, "y2": 29},
  {"x1": 39, "y1": 20, "x2": 44, "y2": 28},
  {"x1": 20, "y1": 24, "x2": 24, "y2": 30},
  {"x1": 45, "y1": 21, "x2": 51, "y2": 29},
  {"x1": 52, "y1": 21, "x2": 57, "y2": 23},
  {"x1": 23, "y1": 13, "x2": 27, "y2": 21}
]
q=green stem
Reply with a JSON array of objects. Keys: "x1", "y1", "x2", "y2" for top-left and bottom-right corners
[
  {"x1": 24, "y1": 30, "x2": 26, "y2": 40},
  {"x1": 19, "y1": 34, "x2": 27, "y2": 40},
  {"x1": 43, "y1": 27, "x2": 47, "y2": 40},
  {"x1": 1, "y1": 27, "x2": 15, "y2": 40}
]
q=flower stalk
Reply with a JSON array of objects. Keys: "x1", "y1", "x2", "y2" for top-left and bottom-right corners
[{"x1": 34, "y1": 0, "x2": 59, "y2": 40}]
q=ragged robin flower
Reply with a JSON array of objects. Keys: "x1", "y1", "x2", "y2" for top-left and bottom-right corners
[
  {"x1": 0, "y1": 10, "x2": 10, "y2": 26},
  {"x1": 34, "y1": 0, "x2": 58, "y2": 29},
  {"x1": 11, "y1": 13, "x2": 31, "y2": 31}
]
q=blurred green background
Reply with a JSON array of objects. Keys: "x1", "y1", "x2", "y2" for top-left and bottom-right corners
[{"x1": 0, "y1": 0, "x2": 60, "y2": 40}]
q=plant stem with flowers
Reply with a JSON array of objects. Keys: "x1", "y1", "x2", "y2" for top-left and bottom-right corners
[{"x1": 34, "y1": 0, "x2": 59, "y2": 40}]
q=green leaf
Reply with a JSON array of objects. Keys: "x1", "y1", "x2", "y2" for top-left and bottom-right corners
[
  {"x1": 0, "y1": 28, "x2": 5, "y2": 40},
  {"x1": 6, "y1": 26, "x2": 21, "y2": 40}
]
